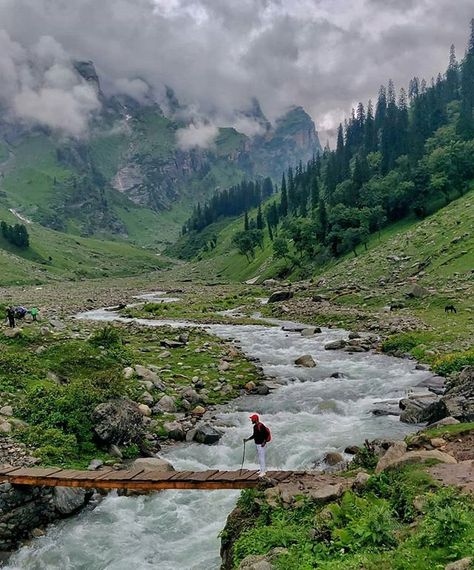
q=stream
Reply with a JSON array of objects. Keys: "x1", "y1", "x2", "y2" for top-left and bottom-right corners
[{"x1": 6, "y1": 295, "x2": 432, "y2": 570}]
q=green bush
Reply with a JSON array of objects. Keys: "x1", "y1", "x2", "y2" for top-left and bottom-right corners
[
  {"x1": 432, "y1": 349, "x2": 474, "y2": 376},
  {"x1": 89, "y1": 325, "x2": 124, "y2": 348},
  {"x1": 381, "y1": 333, "x2": 424, "y2": 354},
  {"x1": 17, "y1": 425, "x2": 78, "y2": 464}
]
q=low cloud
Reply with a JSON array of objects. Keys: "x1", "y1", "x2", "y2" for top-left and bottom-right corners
[
  {"x1": 175, "y1": 121, "x2": 219, "y2": 149},
  {"x1": 0, "y1": 31, "x2": 100, "y2": 136}
]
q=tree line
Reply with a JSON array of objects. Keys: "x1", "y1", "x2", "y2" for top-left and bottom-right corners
[{"x1": 179, "y1": 21, "x2": 474, "y2": 267}]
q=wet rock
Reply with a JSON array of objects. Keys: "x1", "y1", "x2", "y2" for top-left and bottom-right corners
[
  {"x1": 92, "y1": 399, "x2": 144, "y2": 446},
  {"x1": 132, "y1": 457, "x2": 175, "y2": 472},
  {"x1": 268, "y1": 291, "x2": 293, "y2": 303},
  {"x1": 324, "y1": 339, "x2": 347, "y2": 350},
  {"x1": 399, "y1": 395, "x2": 441, "y2": 424},
  {"x1": 301, "y1": 327, "x2": 318, "y2": 337},
  {"x1": 348, "y1": 332, "x2": 360, "y2": 339},
  {"x1": 330, "y1": 372, "x2": 346, "y2": 379},
  {"x1": 255, "y1": 384, "x2": 270, "y2": 396},
  {"x1": 193, "y1": 424, "x2": 223, "y2": 445},
  {"x1": 416, "y1": 375, "x2": 446, "y2": 395},
  {"x1": 53, "y1": 487, "x2": 88, "y2": 515},
  {"x1": 294, "y1": 355, "x2": 317, "y2": 368},
  {"x1": 324, "y1": 452, "x2": 344, "y2": 466},
  {"x1": 344, "y1": 445, "x2": 360, "y2": 455}
]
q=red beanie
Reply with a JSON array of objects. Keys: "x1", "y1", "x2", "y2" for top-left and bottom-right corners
[{"x1": 249, "y1": 414, "x2": 259, "y2": 421}]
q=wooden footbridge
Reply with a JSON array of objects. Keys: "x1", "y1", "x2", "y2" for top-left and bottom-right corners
[{"x1": 0, "y1": 465, "x2": 299, "y2": 491}]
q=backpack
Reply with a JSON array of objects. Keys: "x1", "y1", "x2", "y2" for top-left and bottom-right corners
[{"x1": 263, "y1": 424, "x2": 271, "y2": 443}]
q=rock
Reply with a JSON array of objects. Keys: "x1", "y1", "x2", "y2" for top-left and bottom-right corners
[
  {"x1": 294, "y1": 355, "x2": 317, "y2": 368},
  {"x1": 87, "y1": 459, "x2": 103, "y2": 471},
  {"x1": 134, "y1": 365, "x2": 158, "y2": 383},
  {"x1": 353, "y1": 471, "x2": 371, "y2": 489},
  {"x1": 161, "y1": 339, "x2": 185, "y2": 349},
  {"x1": 123, "y1": 367, "x2": 134, "y2": 379},
  {"x1": 132, "y1": 457, "x2": 175, "y2": 472},
  {"x1": 445, "y1": 558, "x2": 473, "y2": 570},
  {"x1": 262, "y1": 279, "x2": 279, "y2": 287},
  {"x1": 311, "y1": 295, "x2": 327, "y2": 303},
  {"x1": 268, "y1": 291, "x2": 293, "y2": 303},
  {"x1": 138, "y1": 404, "x2": 152, "y2": 417},
  {"x1": 0, "y1": 422, "x2": 12, "y2": 433},
  {"x1": 140, "y1": 391, "x2": 154, "y2": 406},
  {"x1": 376, "y1": 442, "x2": 457, "y2": 473},
  {"x1": 218, "y1": 360, "x2": 231, "y2": 372},
  {"x1": 156, "y1": 395, "x2": 177, "y2": 413},
  {"x1": 427, "y1": 416, "x2": 460, "y2": 428},
  {"x1": 324, "y1": 339, "x2": 347, "y2": 350},
  {"x1": 344, "y1": 445, "x2": 360, "y2": 455},
  {"x1": 244, "y1": 381, "x2": 256, "y2": 391},
  {"x1": 255, "y1": 384, "x2": 270, "y2": 396},
  {"x1": 53, "y1": 487, "x2": 88, "y2": 515},
  {"x1": 436, "y1": 366, "x2": 474, "y2": 422},
  {"x1": 307, "y1": 483, "x2": 344, "y2": 504},
  {"x1": 193, "y1": 424, "x2": 223, "y2": 445},
  {"x1": 301, "y1": 328, "x2": 318, "y2": 337},
  {"x1": 0, "y1": 406, "x2": 13, "y2": 417},
  {"x1": 416, "y1": 375, "x2": 446, "y2": 395},
  {"x1": 375, "y1": 441, "x2": 407, "y2": 473},
  {"x1": 348, "y1": 332, "x2": 360, "y2": 339},
  {"x1": 430, "y1": 438, "x2": 446, "y2": 448},
  {"x1": 407, "y1": 284, "x2": 430, "y2": 298},
  {"x1": 31, "y1": 528, "x2": 46, "y2": 538},
  {"x1": 163, "y1": 421, "x2": 186, "y2": 441},
  {"x1": 399, "y1": 395, "x2": 441, "y2": 424},
  {"x1": 92, "y1": 399, "x2": 144, "y2": 446},
  {"x1": 324, "y1": 452, "x2": 344, "y2": 466},
  {"x1": 330, "y1": 372, "x2": 346, "y2": 379},
  {"x1": 192, "y1": 405, "x2": 206, "y2": 415},
  {"x1": 182, "y1": 388, "x2": 201, "y2": 405},
  {"x1": 238, "y1": 556, "x2": 273, "y2": 570},
  {"x1": 159, "y1": 350, "x2": 172, "y2": 358}
]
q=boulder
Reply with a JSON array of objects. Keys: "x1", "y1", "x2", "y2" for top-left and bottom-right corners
[
  {"x1": 307, "y1": 483, "x2": 344, "y2": 504},
  {"x1": 161, "y1": 339, "x2": 185, "y2": 349},
  {"x1": 0, "y1": 421, "x2": 12, "y2": 433},
  {"x1": 301, "y1": 327, "x2": 319, "y2": 337},
  {"x1": 330, "y1": 372, "x2": 346, "y2": 379},
  {"x1": 430, "y1": 438, "x2": 446, "y2": 448},
  {"x1": 132, "y1": 457, "x2": 175, "y2": 472},
  {"x1": 0, "y1": 405, "x2": 13, "y2": 417},
  {"x1": 163, "y1": 421, "x2": 186, "y2": 441},
  {"x1": 138, "y1": 404, "x2": 152, "y2": 417},
  {"x1": 324, "y1": 339, "x2": 347, "y2": 350},
  {"x1": 182, "y1": 387, "x2": 201, "y2": 405},
  {"x1": 407, "y1": 284, "x2": 430, "y2": 298},
  {"x1": 255, "y1": 384, "x2": 270, "y2": 396},
  {"x1": 445, "y1": 558, "x2": 473, "y2": 570},
  {"x1": 140, "y1": 391, "x2": 154, "y2": 406},
  {"x1": 268, "y1": 291, "x2": 293, "y2": 303},
  {"x1": 262, "y1": 279, "x2": 279, "y2": 287},
  {"x1": 436, "y1": 366, "x2": 474, "y2": 422},
  {"x1": 192, "y1": 405, "x2": 206, "y2": 415},
  {"x1": 92, "y1": 399, "x2": 144, "y2": 446},
  {"x1": 123, "y1": 367, "x2": 134, "y2": 379},
  {"x1": 156, "y1": 395, "x2": 177, "y2": 413},
  {"x1": 344, "y1": 445, "x2": 360, "y2": 455},
  {"x1": 53, "y1": 487, "x2": 88, "y2": 515},
  {"x1": 324, "y1": 452, "x2": 344, "y2": 466},
  {"x1": 294, "y1": 355, "x2": 317, "y2": 368},
  {"x1": 353, "y1": 471, "x2": 370, "y2": 489},
  {"x1": 134, "y1": 365, "x2": 158, "y2": 383},
  {"x1": 87, "y1": 459, "x2": 103, "y2": 471},
  {"x1": 376, "y1": 442, "x2": 456, "y2": 473},
  {"x1": 427, "y1": 416, "x2": 460, "y2": 428},
  {"x1": 244, "y1": 381, "x2": 256, "y2": 391},
  {"x1": 399, "y1": 395, "x2": 442, "y2": 424},
  {"x1": 193, "y1": 424, "x2": 223, "y2": 445}
]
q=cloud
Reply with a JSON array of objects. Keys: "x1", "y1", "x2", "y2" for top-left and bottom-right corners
[
  {"x1": 0, "y1": 0, "x2": 472, "y2": 140},
  {"x1": 176, "y1": 121, "x2": 219, "y2": 149},
  {"x1": 0, "y1": 31, "x2": 100, "y2": 136}
]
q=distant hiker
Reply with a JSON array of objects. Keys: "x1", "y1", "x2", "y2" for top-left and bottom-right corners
[
  {"x1": 445, "y1": 304, "x2": 457, "y2": 314},
  {"x1": 29, "y1": 307, "x2": 39, "y2": 321},
  {"x1": 244, "y1": 414, "x2": 271, "y2": 477},
  {"x1": 6, "y1": 306, "x2": 15, "y2": 328}
]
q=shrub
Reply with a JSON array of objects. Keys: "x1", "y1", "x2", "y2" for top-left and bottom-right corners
[
  {"x1": 432, "y1": 349, "x2": 474, "y2": 376},
  {"x1": 381, "y1": 333, "x2": 424, "y2": 354},
  {"x1": 17, "y1": 425, "x2": 78, "y2": 464},
  {"x1": 89, "y1": 325, "x2": 123, "y2": 348}
]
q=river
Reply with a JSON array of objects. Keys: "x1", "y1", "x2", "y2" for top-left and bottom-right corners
[{"x1": 5, "y1": 299, "x2": 431, "y2": 570}]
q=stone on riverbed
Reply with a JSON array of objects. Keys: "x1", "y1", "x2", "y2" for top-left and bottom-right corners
[
  {"x1": 268, "y1": 291, "x2": 293, "y2": 303},
  {"x1": 324, "y1": 339, "x2": 347, "y2": 350},
  {"x1": 193, "y1": 424, "x2": 223, "y2": 445},
  {"x1": 92, "y1": 399, "x2": 144, "y2": 446},
  {"x1": 294, "y1": 355, "x2": 317, "y2": 368},
  {"x1": 53, "y1": 487, "x2": 88, "y2": 515}
]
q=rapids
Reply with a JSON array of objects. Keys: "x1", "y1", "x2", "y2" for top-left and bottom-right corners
[{"x1": 6, "y1": 301, "x2": 431, "y2": 570}]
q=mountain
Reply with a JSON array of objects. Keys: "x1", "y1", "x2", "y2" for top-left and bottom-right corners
[{"x1": 0, "y1": 62, "x2": 321, "y2": 247}]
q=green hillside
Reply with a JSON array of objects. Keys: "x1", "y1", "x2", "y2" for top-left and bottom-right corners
[{"x1": 0, "y1": 206, "x2": 166, "y2": 286}]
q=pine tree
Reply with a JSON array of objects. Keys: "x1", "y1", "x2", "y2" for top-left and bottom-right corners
[
  {"x1": 364, "y1": 100, "x2": 376, "y2": 153},
  {"x1": 280, "y1": 174, "x2": 288, "y2": 217},
  {"x1": 445, "y1": 44, "x2": 459, "y2": 101},
  {"x1": 256, "y1": 205, "x2": 264, "y2": 230},
  {"x1": 458, "y1": 19, "x2": 474, "y2": 138},
  {"x1": 244, "y1": 211, "x2": 249, "y2": 231}
]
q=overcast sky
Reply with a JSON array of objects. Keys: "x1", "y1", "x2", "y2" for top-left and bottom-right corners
[{"x1": 0, "y1": 0, "x2": 472, "y2": 142}]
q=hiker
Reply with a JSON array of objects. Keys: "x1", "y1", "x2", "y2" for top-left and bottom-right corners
[
  {"x1": 6, "y1": 306, "x2": 15, "y2": 328},
  {"x1": 244, "y1": 414, "x2": 271, "y2": 477},
  {"x1": 29, "y1": 307, "x2": 39, "y2": 321}
]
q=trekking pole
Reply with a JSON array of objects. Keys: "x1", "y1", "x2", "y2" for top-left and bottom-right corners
[{"x1": 240, "y1": 440, "x2": 246, "y2": 474}]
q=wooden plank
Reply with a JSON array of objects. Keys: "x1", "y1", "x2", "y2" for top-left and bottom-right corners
[
  {"x1": 97, "y1": 468, "x2": 145, "y2": 481},
  {"x1": 185, "y1": 469, "x2": 219, "y2": 482},
  {"x1": 45, "y1": 469, "x2": 88, "y2": 480},
  {"x1": 131, "y1": 470, "x2": 177, "y2": 482},
  {"x1": 168, "y1": 471, "x2": 196, "y2": 481},
  {"x1": 71, "y1": 469, "x2": 114, "y2": 480},
  {"x1": 239, "y1": 470, "x2": 260, "y2": 480},
  {"x1": 210, "y1": 470, "x2": 245, "y2": 482},
  {"x1": 0, "y1": 466, "x2": 23, "y2": 476},
  {"x1": 6, "y1": 467, "x2": 63, "y2": 478}
]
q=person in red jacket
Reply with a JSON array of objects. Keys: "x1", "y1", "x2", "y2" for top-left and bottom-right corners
[{"x1": 244, "y1": 414, "x2": 270, "y2": 477}]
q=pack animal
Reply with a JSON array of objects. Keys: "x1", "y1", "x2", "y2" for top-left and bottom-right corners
[{"x1": 445, "y1": 304, "x2": 457, "y2": 314}]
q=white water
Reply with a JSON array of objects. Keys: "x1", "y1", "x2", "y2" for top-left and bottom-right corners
[{"x1": 6, "y1": 307, "x2": 431, "y2": 570}]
